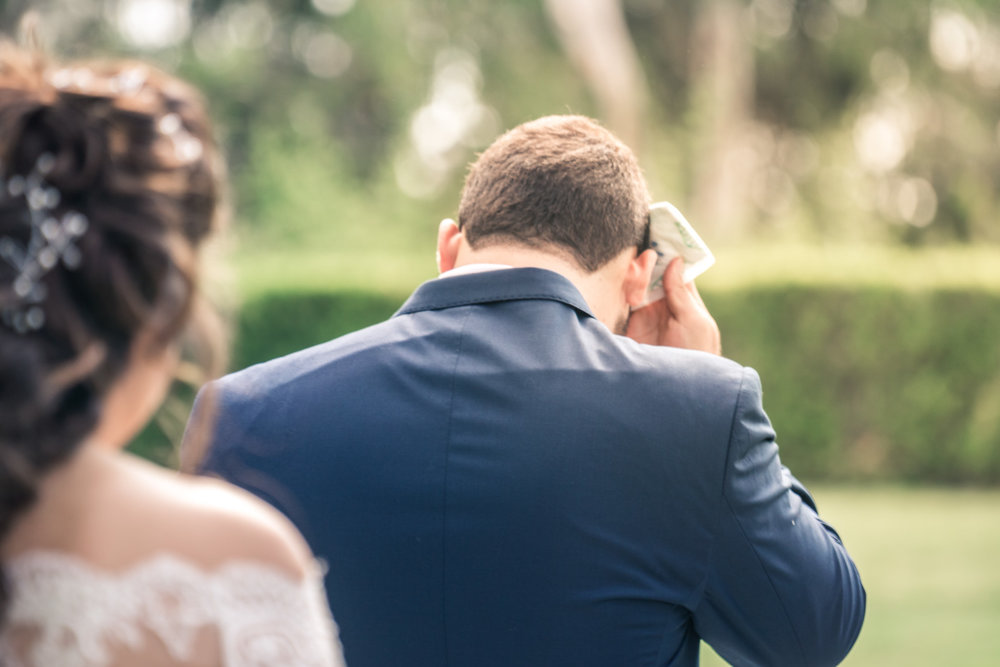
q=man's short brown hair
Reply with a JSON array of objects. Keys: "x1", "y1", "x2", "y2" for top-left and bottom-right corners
[{"x1": 457, "y1": 115, "x2": 651, "y2": 273}]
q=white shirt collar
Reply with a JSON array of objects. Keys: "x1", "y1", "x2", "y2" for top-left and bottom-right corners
[{"x1": 438, "y1": 263, "x2": 514, "y2": 279}]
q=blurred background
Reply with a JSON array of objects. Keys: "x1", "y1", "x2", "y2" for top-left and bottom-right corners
[{"x1": 2, "y1": 0, "x2": 997, "y2": 664}]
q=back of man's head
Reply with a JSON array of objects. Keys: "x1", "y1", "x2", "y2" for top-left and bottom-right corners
[{"x1": 457, "y1": 115, "x2": 651, "y2": 273}]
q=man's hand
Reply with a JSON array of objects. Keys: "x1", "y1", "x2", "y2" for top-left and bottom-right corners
[{"x1": 626, "y1": 257, "x2": 721, "y2": 355}]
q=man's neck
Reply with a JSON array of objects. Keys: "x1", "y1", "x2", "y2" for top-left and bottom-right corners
[
  {"x1": 451, "y1": 243, "x2": 586, "y2": 282},
  {"x1": 449, "y1": 243, "x2": 633, "y2": 332}
]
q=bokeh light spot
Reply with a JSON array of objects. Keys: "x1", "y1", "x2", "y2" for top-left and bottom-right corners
[
  {"x1": 854, "y1": 110, "x2": 908, "y2": 173},
  {"x1": 832, "y1": 0, "x2": 867, "y2": 18},
  {"x1": 312, "y1": 0, "x2": 356, "y2": 17},
  {"x1": 302, "y1": 31, "x2": 353, "y2": 79},
  {"x1": 930, "y1": 9, "x2": 980, "y2": 72},
  {"x1": 117, "y1": 0, "x2": 191, "y2": 49}
]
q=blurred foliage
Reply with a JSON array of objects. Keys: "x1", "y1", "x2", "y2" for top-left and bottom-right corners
[
  {"x1": 713, "y1": 286, "x2": 1000, "y2": 483},
  {"x1": 233, "y1": 288, "x2": 399, "y2": 363},
  {"x1": 0, "y1": 0, "x2": 996, "y2": 252},
  {"x1": 5, "y1": 1, "x2": 998, "y2": 480}
]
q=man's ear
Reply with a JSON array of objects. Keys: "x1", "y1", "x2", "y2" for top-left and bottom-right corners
[
  {"x1": 436, "y1": 218, "x2": 463, "y2": 274},
  {"x1": 624, "y1": 248, "x2": 658, "y2": 308}
]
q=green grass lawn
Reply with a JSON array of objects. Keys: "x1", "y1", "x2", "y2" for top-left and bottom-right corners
[{"x1": 700, "y1": 485, "x2": 1000, "y2": 666}]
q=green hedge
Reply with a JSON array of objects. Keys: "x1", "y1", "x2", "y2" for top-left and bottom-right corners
[
  {"x1": 215, "y1": 286, "x2": 1000, "y2": 486},
  {"x1": 134, "y1": 281, "x2": 1000, "y2": 484},
  {"x1": 708, "y1": 287, "x2": 1000, "y2": 484}
]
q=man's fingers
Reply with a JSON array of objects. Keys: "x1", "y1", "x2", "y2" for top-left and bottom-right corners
[
  {"x1": 664, "y1": 257, "x2": 710, "y2": 313},
  {"x1": 686, "y1": 278, "x2": 707, "y2": 310},
  {"x1": 664, "y1": 257, "x2": 695, "y2": 315}
]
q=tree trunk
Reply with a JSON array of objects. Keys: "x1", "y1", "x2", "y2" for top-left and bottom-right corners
[
  {"x1": 688, "y1": 0, "x2": 755, "y2": 242},
  {"x1": 544, "y1": 0, "x2": 648, "y2": 152}
]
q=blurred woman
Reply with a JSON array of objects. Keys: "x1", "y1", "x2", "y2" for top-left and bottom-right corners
[{"x1": 0, "y1": 44, "x2": 344, "y2": 666}]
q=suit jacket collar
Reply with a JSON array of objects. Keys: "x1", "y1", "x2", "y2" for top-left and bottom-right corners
[{"x1": 394, "y1": 267, "x2": 595, "y2": 319}]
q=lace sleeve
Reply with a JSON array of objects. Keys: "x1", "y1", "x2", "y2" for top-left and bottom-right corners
[
  {"x1": 213, "y1": 560, "x2": 346, "y2": 667},
  {"x1": 0, "y1": 551, "x2": 346, "y2": 667}
]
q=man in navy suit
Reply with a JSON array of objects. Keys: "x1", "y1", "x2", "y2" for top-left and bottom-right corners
[{"x1": 188, "y1": 115, "x2": 865, "y2": 666}]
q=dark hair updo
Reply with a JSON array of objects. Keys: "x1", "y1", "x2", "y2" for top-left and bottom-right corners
[{"x1": 0, "y1": 44, "x2": 225, "y2": 617}]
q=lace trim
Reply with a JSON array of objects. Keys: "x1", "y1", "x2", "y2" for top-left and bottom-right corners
[{"x1": 0, "y1": 550, "x2": 344, "y2": 667}]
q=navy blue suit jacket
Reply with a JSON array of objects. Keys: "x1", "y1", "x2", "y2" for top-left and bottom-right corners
[{"x1": 192, "y1": 268, "x2": 865, "y2": 666}]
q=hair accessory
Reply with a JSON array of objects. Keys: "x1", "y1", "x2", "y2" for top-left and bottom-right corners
[
  {"x1": 159, "y1": 112, "x2": 203, "y2": 164},
  {"x1": 111, "y1": 67, "x2": 147, "y2": 95},
  {"x1": 0, "y1": 154, "x2": 89, "y2": 333},
  {"x1": 49, "y1": 66, "x2": 201, "y2": 166}
]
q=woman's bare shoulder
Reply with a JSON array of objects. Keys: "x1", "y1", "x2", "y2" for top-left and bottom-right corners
[{"x1": 109, "y1": 454, "x2": 316, "y2": 577}]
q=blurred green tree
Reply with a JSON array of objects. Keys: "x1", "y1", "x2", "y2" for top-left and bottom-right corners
[{"x1": 0, "y1": 0, "x2": 996, "y2": 250}]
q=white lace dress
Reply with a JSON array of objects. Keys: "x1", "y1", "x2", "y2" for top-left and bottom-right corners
[{"x1": 0, "y1": 551, "x2": 346, "y2": 667}]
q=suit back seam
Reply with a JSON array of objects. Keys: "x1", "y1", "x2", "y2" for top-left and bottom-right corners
[{"x1": 439, "y1": 307, "x2": 474, "y2": 667}]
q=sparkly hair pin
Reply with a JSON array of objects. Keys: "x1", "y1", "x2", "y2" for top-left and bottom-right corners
[
  {"x1": 49, "y1": 66, "x2": 203, "y2": 166},
  {"x1": 0, "y1": 153, "x2": 89, "y2": 333},
  {"x1": 159, "y1": 112, "x2": 203, "y2": 164}
]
